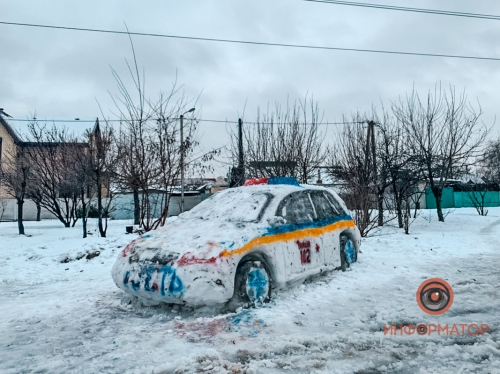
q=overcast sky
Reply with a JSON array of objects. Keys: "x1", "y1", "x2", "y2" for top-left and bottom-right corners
[{"x1": 2, "y1": 0, "x2": 500, "y2": 177}]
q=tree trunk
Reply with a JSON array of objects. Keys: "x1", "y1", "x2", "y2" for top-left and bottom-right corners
[
  {"x1": 81, "y1": 188, "x2": 87, "y2": 239},
  {"x1": 64, "y1": 198, "x2": 70, "y2": 227},
  {"x1": 36, "y1": 202, "x2": 41, "y2": 222},
  {"x1": 396, "y1": 199, "x2": 403, "y2": 228},
  {"x1": 432, "y1": 187, "x2": 445, "y2": 222},
  {"x1": 413, "y1": 192, "x2": 421, "y2": 218},
  {"x1": 377, "y1": 188, "x2": 384, "y2": 226},
  {"x1": 392, "y1": 181, "x2": 403, "y2": 228},
  {"x1": 403, "y1": 202, "x2": 410, "y2": 234},
  {"x1": 17, "y1": 198, "x2": 25, "y2": 235},
  {"x1": 133, "y1": 187, "x2": 140, "y2": 225},
  {"x1": 71, "y1": 194, "x2": 79, "y2": 227},
  {"x1": 97, "y1": 171, "x2": 106, "y2": 238}
]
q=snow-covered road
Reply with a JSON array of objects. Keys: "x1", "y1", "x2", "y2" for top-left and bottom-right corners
[{"x1": 1, "y1": 209, "x2": 499, "y2": 373}]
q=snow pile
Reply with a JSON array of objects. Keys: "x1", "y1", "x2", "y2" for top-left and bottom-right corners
[{"x1": 1, "y1": 210, "x2": 499, "y2": 373}]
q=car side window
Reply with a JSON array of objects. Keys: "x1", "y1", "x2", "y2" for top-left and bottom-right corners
[
  {"x1": 309, "y1": 191, "x2": 338, "y2": 220},
  {"x1": 323, "y1": 191, "x2": 346, "y2": 216},
  {"x1": 277, "y1": 191, "x2": 316, "y2": 224}
]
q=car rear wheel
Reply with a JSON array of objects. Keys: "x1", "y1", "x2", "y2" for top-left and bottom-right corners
[
  {"x1": 231, "y1": 260, "x2": 271, "y2": 308},
  {"x1": 340, "y1": 235, "x2": 357, "y2": 272}
]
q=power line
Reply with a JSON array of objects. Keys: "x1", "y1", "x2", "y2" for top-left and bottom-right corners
[
  {"x1": 1, "y1": 20, "x2": 500, "y2": 61},
  {"x1": 8, "y1": 117, "x2": 230, "y2": 123},
  {"x1": 7, "y1": 117, "x2": 233, "y2": 124},
  {"x1": 7, "y1": 117, "x2": 350, "y2": 126},
  {"x1": 8, "y1": 118, "x2": 118, "y2": 123},
  {"x1": 304, "y1": 0, "x2": 500, "y2": 21}
]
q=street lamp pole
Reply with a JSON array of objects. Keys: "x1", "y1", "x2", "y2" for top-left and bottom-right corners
[{"x1": 180, "y1": 108, "x2": 195, "y2": 214}]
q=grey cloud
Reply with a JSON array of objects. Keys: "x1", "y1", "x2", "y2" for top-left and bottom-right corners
[{"x1": 2, "y1": 0, "x2": 500, "y2": 177}]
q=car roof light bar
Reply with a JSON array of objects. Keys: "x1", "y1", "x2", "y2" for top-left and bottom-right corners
[
  {"x1": 243, "y1": 177, "x2": 300, "y2": 187},
  {"x1": 268, "y1": 177, "x2": 300, "y2": 186}
]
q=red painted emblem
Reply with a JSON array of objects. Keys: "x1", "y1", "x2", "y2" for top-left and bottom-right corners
[{"x1": 296, "y1": 240, "x2": 311, "y2": 264}]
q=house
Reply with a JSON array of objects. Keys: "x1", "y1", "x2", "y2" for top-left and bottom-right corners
[
  {"x1": 0, "y1": 112, "x2": 92, "y2": 221},
  {"x1": 210, "y1": 176, "x2": 228, "y2": 193},
  {"x1": 0, "y1": 113, "x2": 22, "y2": 200}
]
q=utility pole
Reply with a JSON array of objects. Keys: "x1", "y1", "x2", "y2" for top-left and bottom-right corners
[
  {"x1": 180, "y1": 114, "x2": 185, "y2": 213},
  {"x1": 180, "y1": 108, "x2": 195, "y2": 213},
  {"x1": 367, "y1": 120, "x2": 385, "y2": 227},
  {"x1": 364, "y1": 121, "x2": 372, "y2": 185},
  {"x1": 237, "y1": 118, "x2": 244, "y2": 186},
  {"x1": 230, "y1": 118, "x2": 245, "y2": 187},
  {"x1": 93, "y1": 117, "x2": 106, "y2": 237},
  {"x1": 368, "y1": 120, "x2": 383, "y2": 226},
  {"x1": 369, "y1": 120, "x2": 377, "y2": 180}
]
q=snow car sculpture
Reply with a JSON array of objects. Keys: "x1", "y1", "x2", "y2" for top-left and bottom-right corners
[{"x1": 111, "y1": 177, "x2": 361, "y2": 307}]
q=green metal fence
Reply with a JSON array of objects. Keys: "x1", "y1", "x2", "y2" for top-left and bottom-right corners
[
  {"x1": 425, "y1": 188, "x2": 500, "y2": 209},
  {"x1": 425, "y1": 188, "x2": 454, "y2": 209},
  {"x1": 454, "y1": 191, "x2": 500, "y2": 208}
]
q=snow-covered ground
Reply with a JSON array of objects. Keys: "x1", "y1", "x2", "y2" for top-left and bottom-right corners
[{"x1": 1, "y1": 209, "x2": 499, "y2": 374}]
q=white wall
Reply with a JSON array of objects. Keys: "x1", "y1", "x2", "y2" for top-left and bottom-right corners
[
  {"x1": 0, "y1": 199, "x2": 55, "y2": 221},
  {"x1": 110, "y1": 194, "x2": 205, "y2": 220}
]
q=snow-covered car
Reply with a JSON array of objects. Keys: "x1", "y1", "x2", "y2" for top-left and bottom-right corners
[{"x1": 111, "y1": 177, "x2": 361, "y2": 308}]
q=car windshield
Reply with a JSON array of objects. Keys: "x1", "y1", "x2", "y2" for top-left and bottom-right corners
[{"x1": 184, "y1": 190, "x2": 271, "y2": 223}]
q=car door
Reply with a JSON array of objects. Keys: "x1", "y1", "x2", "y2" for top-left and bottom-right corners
[
  {"x1": 309, "y1": 190, "x2": 344, "y2": 269},
  {"x1": 275, "y1": 190, "x2": 323, "y2": 280}
]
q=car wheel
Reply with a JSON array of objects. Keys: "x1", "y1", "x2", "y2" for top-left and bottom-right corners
[
  {"x1": 340, "y1": 235, "x2": 357, "y2": 272},
  {"x1": 232, "y1": 260, "x2": 271, "y2": 308}
]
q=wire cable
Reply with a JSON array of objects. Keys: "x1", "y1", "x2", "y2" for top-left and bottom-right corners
[
  {"x1": 304, "y1": 0, "x2": 500, "y2": 21},
  {"x1": 1, "y1": 21, "x2": 500, "y2": 61},
  {"x1": 8, "y1": 118, "x2": 234, "y2": 123},
  {"x1": 7, "y1": 117, "x2": 351, "y2": 125},
  {"x1": 8, "y1": 118, "x2": 233, "y2": 123}
]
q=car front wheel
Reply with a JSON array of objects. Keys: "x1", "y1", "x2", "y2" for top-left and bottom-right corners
[{"x1": 232, "y1": 260, "x2": 271, "y2": 308}]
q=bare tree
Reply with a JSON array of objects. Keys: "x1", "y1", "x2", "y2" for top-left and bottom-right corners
[
  {"x1": 109, "y1": 35, "x2": 201, "y2": 231},
  {"x1": 24, "y1": 122, "x2": 87, "y2": 227},
  {"x1": 333, "y1": 109, "x2": 423, "y2": 235},
  {"x1": 0, "y1": 145, "x2": 30, "y2": 234},
  {"x1": 115, "y1": 116, "x2": 157, "y2": 227},
  {"x1": 86, "y1": 119, "x2": 118, "y2": 237},
  {"x1": 463, "y1": 138, "x2": 500, "y2": 217},
  {"x1": 111, "y1": 83, "x2": 199, "y2": 231},
  {"x1": 465, "y1": 184, "x2": 490, "y2": 216},
  {"x1": 329, "y1": 115, "x2": 377, "y2": 237},
  {"x1": 151, "y1": 102, "x2": 200, "y2": 229},
  {"x1": 62, "y1": 138, "x2": 96, "y2": 238},
  {"x1": 109, "y1": 46, "x2": 158, "y2": 226},
  {"x1": 392, "y1": 86, "x2": 490, "y2": 222},
  {"x1": 478, "y1": 137, "x2": 500, "y2": 183},
  {"x1": 376, "y1": 112, "x2": 424, "y2": 230},
  {"x1": 232, "y1": 97, "x2": 329, "y2": 183}
]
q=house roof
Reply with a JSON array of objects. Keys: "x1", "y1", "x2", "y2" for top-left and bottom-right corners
[
  {"x1": 0, "y1": 113, "x2": 23, "y2": 144},
  {"x1": 0, "y1": 114, "x2": 88, "y2": 148}
]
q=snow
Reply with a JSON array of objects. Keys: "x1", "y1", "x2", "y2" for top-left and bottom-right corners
[
  {"x1": 1, "y1": 209, "x2": 500, "y2": 373},
  {"x1": 186, "y1": 188, "x2": 271, "y2": 222}
]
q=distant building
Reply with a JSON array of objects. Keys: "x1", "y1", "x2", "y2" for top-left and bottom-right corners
[
  {"x1": 210, "y1": 176, "x2": 228, "y2": 193},
  {"x1": 0, "y1": 113, "x2": 90, "y2": 220}
]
